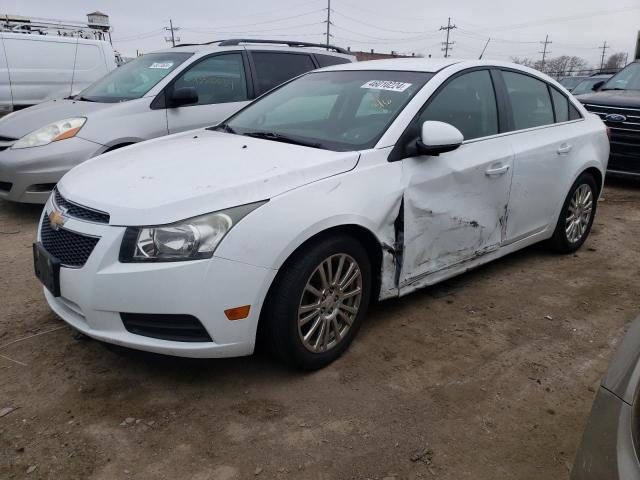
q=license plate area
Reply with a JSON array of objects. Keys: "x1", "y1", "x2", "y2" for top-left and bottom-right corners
[{"x1": 33, "y1": 242, "x2": 61, "y2": 297}]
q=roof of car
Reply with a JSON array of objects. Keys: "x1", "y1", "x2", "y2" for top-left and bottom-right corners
[
  {"x1": 318, "y1": 58, "x2": 543, "y2": 73},
  {"x1": 155, "y1": 39, "x2": 351, "y2": 56}
]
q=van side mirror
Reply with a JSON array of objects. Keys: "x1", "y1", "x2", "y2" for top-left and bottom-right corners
[
  {"x1": 416, "y1": 121, "x2": 464, "y2": 156},
  {"x1": 170, "y1": 87, "x2": 199, "y2": 107},
  {"x1": 591, "y1": 80, "x2": 605, "y2": 91}
]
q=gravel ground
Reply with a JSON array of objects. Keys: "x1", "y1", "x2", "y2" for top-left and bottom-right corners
[{"x1": 1, "y1": 179, "x2": 639, "y2": 480}]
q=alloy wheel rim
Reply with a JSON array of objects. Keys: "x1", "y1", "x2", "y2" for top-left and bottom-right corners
[
  {"x1": 297, "y1": 253, "x2": 363, "y2": 353},
  {"x1": 565, "y1": 184, "x2": 593, "y2": 244}
]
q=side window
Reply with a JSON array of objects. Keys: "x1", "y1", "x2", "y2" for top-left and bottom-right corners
[
  {"x1": 550, "y1": 87, "x2": 569, "y2": 123},
  {"x1": 419, "y1": 70, "x2": 498, "y2": 141},
  {"x1": 251, "y1": 52, "x2": 316, "y2": 96},
  {"x1": 171, "y1": 53, "x2": 247, "y2": 106},
  {"x1": 316, "y1": 54, "x2": 351, "y2": 67},
  {"x1": 569, "y1": 103, "x2": 582, "y2": 120},
  {"x1": 502, "y1": 71, "x2": 554, "y2": 130}
]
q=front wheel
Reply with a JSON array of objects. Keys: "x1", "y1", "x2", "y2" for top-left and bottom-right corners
[
  {"x1": 263, "y1": 235, "x2": 372, "y2": 370},
  {"x1": 548, "y1": 173, "x2": 598, "y2": 253}
]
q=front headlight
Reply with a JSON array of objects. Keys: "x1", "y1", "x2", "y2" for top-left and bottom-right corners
[
  {"x1": 119, "y1": 201, "x2": 267, "y2": 262},
  {"x1": 12, "y1": 117, "x2": 86, "y2": 149}
]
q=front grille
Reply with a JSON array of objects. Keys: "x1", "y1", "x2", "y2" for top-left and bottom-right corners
[
  {"x1": 0, "y1": 181, "x2": 12, "y2": 192},
  {"x1": 40, "y1": 217, "x2": 100, "y2": 267},
  {"x1": 53, "y1": 188, "x2": 110, "y2": 224},
  {"x1": 584, "y1": 104, "x2": 640, "y2": 144},
  {"x1": 120, "y1": 313, "x2": 213, "y2": 342},
  {"x1": 584, "y1": 104, "x2": 640, "y2": 171}
]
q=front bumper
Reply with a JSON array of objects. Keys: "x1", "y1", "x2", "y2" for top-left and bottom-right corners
[
  {"x1": 37, "y1": 202, "x2": 277, "y2": 358},
  {"x1": 0, "y1": 136, "x2": 104, "y2": 203}
]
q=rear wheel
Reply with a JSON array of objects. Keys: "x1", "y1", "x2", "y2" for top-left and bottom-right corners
[
  {"x1": 263, "y1": 235, "x2": 371, "y2": 370},
  {"x1": 548, "y1": 172, "x2": 598, "y2": 253}
]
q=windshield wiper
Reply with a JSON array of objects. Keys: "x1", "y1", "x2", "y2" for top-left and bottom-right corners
[
  {"x1": 601, "y1": 87, "x2": 626, "y2": 91},
  {"x1": 210, "y1": 123, "x2": 236, "y2": 134},
  {"x1": 75, "y1": 96, "x2": 96, "y2": 102},
  {"x1": 243, "y1": 131, "x2": 322, "y2": 149}
]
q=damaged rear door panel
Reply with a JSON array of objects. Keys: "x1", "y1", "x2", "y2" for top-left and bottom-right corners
[{"x1": 398, "y1": 136, "x2": 514, "y2": 289}]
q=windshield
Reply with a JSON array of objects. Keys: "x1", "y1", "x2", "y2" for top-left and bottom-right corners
[
  {"x1": 572, "y1": 77, "x2": 607, "y2": 96},
  {"x1": 602, "y1": 62, "x2": 640, "y2": 91},
  {"x1": 78, "y1": 52, "x2": 193, "y2": 102},
  {"x1": 221, "y1": 70, "x2": 433, "y2": 151},
  {"x1": 560, "y1": 77, "x2": 585, "y2": 90}
]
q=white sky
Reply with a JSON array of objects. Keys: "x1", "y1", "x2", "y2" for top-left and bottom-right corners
[{"x1": 4, "y1": 0, "x2": 639, "y2": 66}]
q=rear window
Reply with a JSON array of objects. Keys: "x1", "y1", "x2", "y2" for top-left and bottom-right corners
[
  {"x1": 251, "y1": 52, "x2": 316, "y2": 96},
  {"x1": 503, "y1": 71, "x2": 554, "y2": 130},
  {"x1": 316, "y1": 54, "x2": 351, "y2": 68},
  {"x1": 569, "y1": 103, "x2": 582, "y2": 120},
  {"x1": 550, "y1": 87, "x2": 569, "y2": 123}
]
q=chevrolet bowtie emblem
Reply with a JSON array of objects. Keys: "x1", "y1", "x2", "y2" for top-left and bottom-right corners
[{"x1": 48, "y1": 210, "x2": 66, "y2": 231}]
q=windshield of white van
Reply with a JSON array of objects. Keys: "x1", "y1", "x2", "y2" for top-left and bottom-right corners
[
  {"x1": 219, "y1": 70, "x2": 433, "y2": 151},
  {"x1": 77, "y1": 52, "x2": 193, "y2": 102}
]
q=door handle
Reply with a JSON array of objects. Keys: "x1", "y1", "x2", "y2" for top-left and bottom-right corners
[
  {"x1": 557, "y1": 143, "x2": 573, "y2": 155},
  {"x1": 485, "y1": 164, "x2": 510, "y2": 176}
]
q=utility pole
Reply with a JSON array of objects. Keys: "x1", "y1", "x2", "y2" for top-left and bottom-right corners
[
  {"x1": 164, "y1": 19, "x2": 180, "y2": 47},
  {"x1": 325, "y1": 0, "x2": 332, "y2": 46},
  {"x1": 439, "y1": 17, "x2": 456, "y2": 58},
  {"x1": 598, "y1": 41, "x2": 610, "y2": 71},
  {"x1": 539, "y1": 34, "x2": 552, "y2": 71}
]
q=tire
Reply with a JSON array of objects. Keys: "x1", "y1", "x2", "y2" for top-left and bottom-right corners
[
  {"x1": 547, "y1": 172, "x2": 598, "y2": 253},
  {"x1": 262, "y1": 235, "x2": 372, "y2": 370}
]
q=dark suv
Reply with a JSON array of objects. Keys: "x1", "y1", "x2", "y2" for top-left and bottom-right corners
[{"x1": 577, "y1": 61, "x2": 640, "y2": 177}]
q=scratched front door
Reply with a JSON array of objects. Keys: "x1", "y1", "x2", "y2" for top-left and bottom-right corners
[{"x1": 399, "y1": 136, "x2": 515, "y2": 288}]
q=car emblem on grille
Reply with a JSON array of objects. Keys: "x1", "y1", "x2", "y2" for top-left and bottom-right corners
[
  {"x1": 48, "y1": 210, "x2": 66, "y2": 231},
  {"x1": 605, "y1": 113, "x2": 627, "y2": 123}
]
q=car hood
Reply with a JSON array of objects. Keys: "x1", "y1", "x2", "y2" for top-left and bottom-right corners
[
  {"x1": 58, "y1": 130, "x2": 360, "y2": 225},
  {"x1": 0, "y1": 99, "x2": 113, "y2": 139},
  {"x1": 576, "y1": 89, "x2": 640, "y2": 108}
]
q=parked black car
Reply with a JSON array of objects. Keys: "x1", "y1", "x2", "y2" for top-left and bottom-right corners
[
  {"x1": 577, "y1": 61, "x2": 640, "y2": 177},
  {"x1": 571, "y1": 74, "x2": 613, "y2": 96},
  {"x1": 559, "y1": 75, "x2": 588, "y2": 92}
]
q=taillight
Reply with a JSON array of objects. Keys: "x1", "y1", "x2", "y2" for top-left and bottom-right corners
[{"x1": 606, "y1": 127, "x2": 611, "y2": 141}]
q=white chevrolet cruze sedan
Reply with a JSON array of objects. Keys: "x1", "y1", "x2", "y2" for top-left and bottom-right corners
[{"x1": 34, "y1": 59, "x2": 609, "y2": 369}]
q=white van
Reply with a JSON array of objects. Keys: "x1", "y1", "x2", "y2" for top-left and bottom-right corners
[{"x1": 0, "y1": 33, "x2": 117, "y2": 115}]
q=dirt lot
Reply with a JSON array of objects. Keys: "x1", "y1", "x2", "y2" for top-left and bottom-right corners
[{"x1": 1, "y1": 179, "x2": 639, "y2": 480}]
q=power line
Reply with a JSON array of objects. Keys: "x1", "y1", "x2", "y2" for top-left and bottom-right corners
[
  {"x1": 164, "y1": 19, "x2": 180, "y2": 47},
  {"x1": 539, "y1": 34, "x2": 552, "y2": 69},
  {"x1": 598, "y1": 41, "x2": 610, "y2": 70},
  {"x1": 182, "y1": 22, "x2": 322, "y2": 35},
  {"x1": 466, "y1": 5, "x2": 640, "y2": 33},
  {"x1": 330, "y1": 24, "x2": 440, "y2": 42},
  {"x1": 440, "y1": 17, "x2": 456, "y2": 58},
  {"x1": 331, "y1": 10, "x2": 429, "y2": 35},
  {"x1": 183, "y1": 8, "x2": 325, "y2": 31}
]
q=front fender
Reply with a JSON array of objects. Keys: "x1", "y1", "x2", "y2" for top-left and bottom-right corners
[{"x1": 213, "y1": 152, "x2": 403, "y2": 284}]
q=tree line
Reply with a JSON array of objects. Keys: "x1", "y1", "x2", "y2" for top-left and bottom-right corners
[{"x1": 511, "y1": 52, "x2": 627, "y2": 77}]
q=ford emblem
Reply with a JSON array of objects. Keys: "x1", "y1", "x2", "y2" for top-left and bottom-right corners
[{"x1": 605, "y1": 113, "x2": 627, "y2": 123}]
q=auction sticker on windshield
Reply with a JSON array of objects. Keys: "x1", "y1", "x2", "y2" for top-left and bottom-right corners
[
  {"x1": 149, "y1": 62, "x2": 174, "y2": 69},
  {"x1": 361, "y1": 80, "x2": 413, "y2": 92}
]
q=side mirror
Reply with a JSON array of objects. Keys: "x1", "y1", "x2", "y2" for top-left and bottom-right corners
[
  {"x1": 416, "y1": 121, "x2": 464, "y2": 156},
  {"x1": 591, "y1": 80, "x2": 605, "y2": 92},
  {"x1": 170, "y1": 87, "x2": 199, "y2": 107}
]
